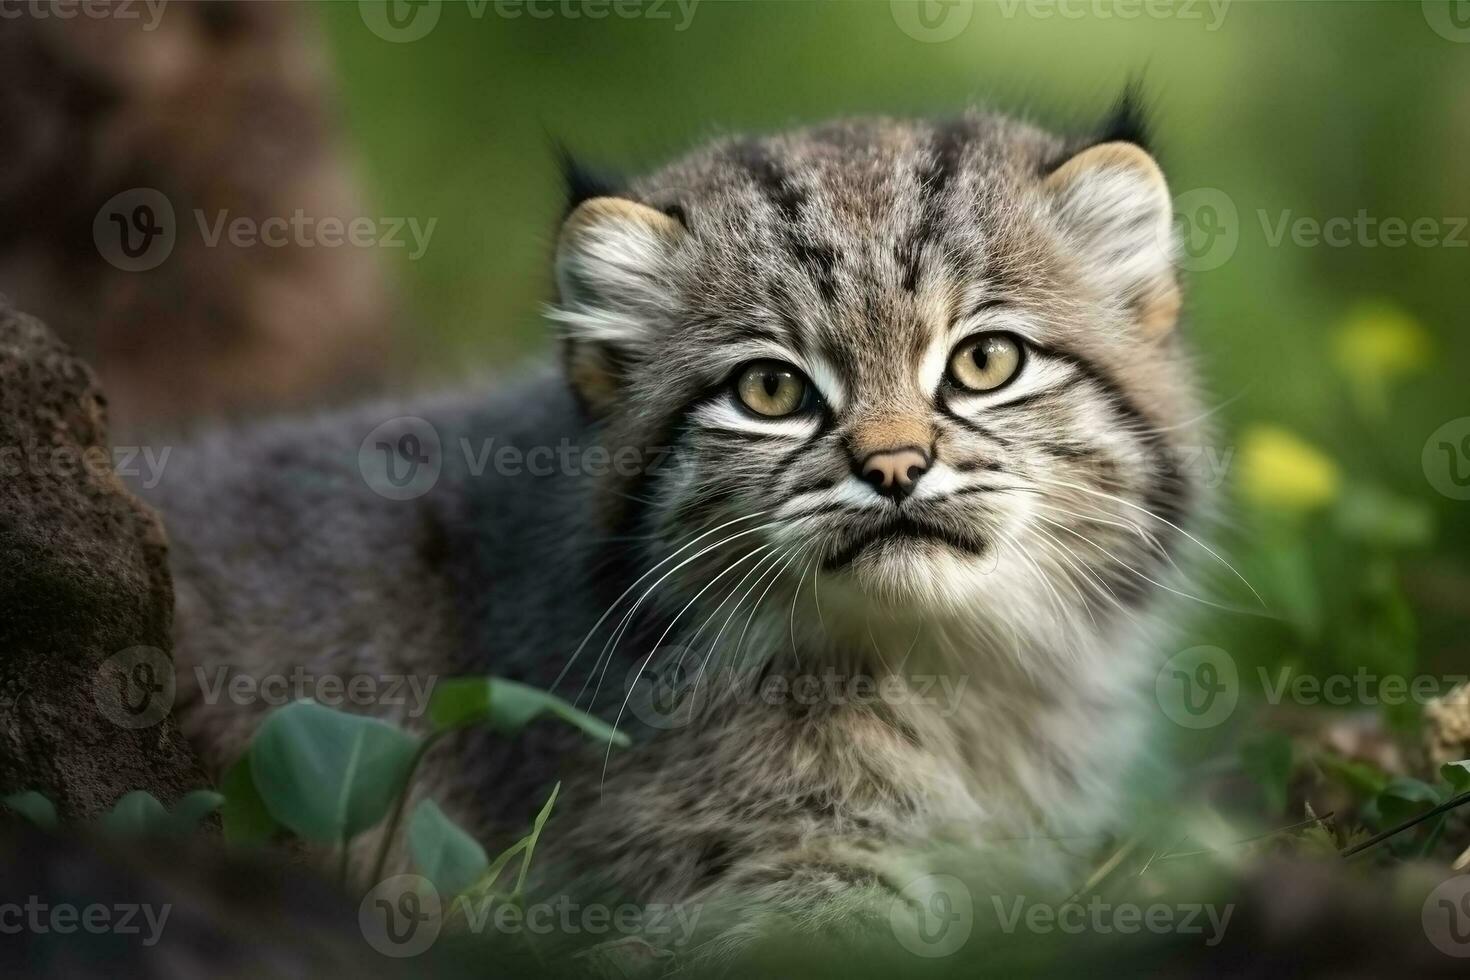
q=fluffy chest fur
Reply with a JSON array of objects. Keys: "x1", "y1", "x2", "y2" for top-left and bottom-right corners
[{"x1": 151, "y1": 98, "x2": 1207, "y2": 959}]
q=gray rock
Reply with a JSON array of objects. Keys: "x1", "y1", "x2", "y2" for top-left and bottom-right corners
[{"x1": 0, "y1": 296, "x2": 209, "y2": 821}]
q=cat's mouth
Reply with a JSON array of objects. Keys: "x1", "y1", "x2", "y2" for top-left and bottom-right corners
[{"x1": 822, "y1": 515, "x2": 988, "y2": 571}]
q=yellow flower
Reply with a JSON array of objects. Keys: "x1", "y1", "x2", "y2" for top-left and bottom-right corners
[
  {"x1": 1332, "y1": 302, "x2": 1432, "y2": 412},
  {"x1": 1237, "y1": 426, "x2": 1341, "y2": 512}
]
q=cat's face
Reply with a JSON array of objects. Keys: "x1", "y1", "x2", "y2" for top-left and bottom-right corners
[{"x1": 552, "y1": 113, "x2": 1203, "y2": 654}]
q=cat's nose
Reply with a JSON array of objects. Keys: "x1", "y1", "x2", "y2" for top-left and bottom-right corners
[{"x1": 860, "y1": 448, "x2": 930, "y2": 500}]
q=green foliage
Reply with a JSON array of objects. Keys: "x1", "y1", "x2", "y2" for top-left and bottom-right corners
[
  {"x1": 219, "y1": 755, "x2": 279, "y2": 846},
  {"x1": 249, "y1": 699, "x2": 419, "y2": 843},
  {"x1": 1351, "y1": 770, "x2": 1470, "y2": 859},
  {"x1": 454, "y1": 782, "x2": 560, "y2": 912},
  {"x1": 429, "y1": 676, "x2": 630, "y2": 746},
  {"x1": 5, "y1": 678, "x2": 600, "y2": 900},
  {"x1": 1370, "y1": 777, "x2": 1441, "y2": 828},
  {"x1": 515, "y1": 780, "x2": 559, "y2": 897},
  {"x1": 166, "y1": 791, "x2": 228, "y2": 835},
  {"x1": 209, "y1": 677, "x2": 614, "y2": 896},
  {"x1": 409, "y1": 799, "x2": 489, "y2": 896},
  {"x1": 99, "y1": 790, "x2": 223, "y2": 838},
  {"x1": 2, "y1": 790, "x2": 58, "y2": 830},
  {"x1": 1443, "y1": 760, "x2": 1470, "y2": 796},
  {"x1": 97, "y1": 790, "x2": 168, "y2": 837},
  {"x1": 5, "y1": 789, "x2": 222, "y2": 837}
]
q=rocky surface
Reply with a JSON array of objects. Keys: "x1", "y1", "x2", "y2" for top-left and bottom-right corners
[{"x1": 0, "y1": 297, "x2": 209, "y2": 821}]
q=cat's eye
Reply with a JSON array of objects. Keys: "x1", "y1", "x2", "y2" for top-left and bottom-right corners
[
  {"x1": 948, "y1": 332, "x2": 1024, "y2": 393},
  {"x1": 735, "y1": 361, "x2": 810, "y2": 418}
]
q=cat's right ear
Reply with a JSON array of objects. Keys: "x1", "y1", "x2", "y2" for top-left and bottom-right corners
[{"x1": 552, "y1": 197, "x2": 684, "y2": 416}]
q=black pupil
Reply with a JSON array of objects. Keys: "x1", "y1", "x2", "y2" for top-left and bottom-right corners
[
  {"x1": 763, "y1": 373, "x2": 781, "y2": 397},
  {"x1": 971, "y1": 346, "x2": 989, "y2": 370}
]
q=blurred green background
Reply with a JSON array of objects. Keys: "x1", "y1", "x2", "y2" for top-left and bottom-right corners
[{"x1": 322, "y1": 0, "x2": 1469, "y2": 748}]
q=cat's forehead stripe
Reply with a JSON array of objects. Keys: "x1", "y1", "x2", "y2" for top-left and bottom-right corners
[{"x1": 731, "y1": 139, "x2": 843, "y2": 305}]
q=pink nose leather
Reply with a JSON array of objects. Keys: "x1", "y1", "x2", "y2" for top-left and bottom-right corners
[{"x1": 861, "y1": 449, "x2": 929, "y2": 499}]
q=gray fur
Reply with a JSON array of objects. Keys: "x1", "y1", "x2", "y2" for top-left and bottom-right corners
[{"x1": 139, "y1": 107, "x2": 1206, "y2": 960}]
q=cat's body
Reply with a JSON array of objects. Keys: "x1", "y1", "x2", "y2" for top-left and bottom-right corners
[{"x1": 143, "y1": 104, "x2": 1205, "y2": 956}]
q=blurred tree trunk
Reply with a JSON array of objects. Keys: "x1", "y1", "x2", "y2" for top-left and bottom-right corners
[{"x1": 0, "y1": 2, "x2": 392, "y2": 436}]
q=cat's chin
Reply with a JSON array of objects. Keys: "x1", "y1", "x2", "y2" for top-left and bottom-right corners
[{"x1": 829, "y1": 536, "x2": 1001, "y2": 612}]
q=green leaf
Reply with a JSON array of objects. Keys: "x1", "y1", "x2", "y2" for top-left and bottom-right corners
[
  {"x1": 249, "y1": 700, "x2": 420, "y2": 843},
  {"x1": 428, "y1": 677, "x2": 493, "y2": 730},
  {"x1": 3, "y1": 791, "x2": 58, "y2": 830},
  {"x1": 450, "y1": 782, "x2": 561, "y2": 917},
  {"x1": 219, "y1": 756, "x2": 279, "y2": 845},
  {"x1": 409, "y1": 799, "x2": 489, "y2": 897},
  {"x1": 1240, "y1": 733, "x2": 1293, "y2": 814},
  {"x1": 97, "y1": 789, "x2": 223, "y2": 839},
  {"x1": 481, "y1": 838, "x2": 529, "y2": 895},
  {"x1": 167, "y1": 790, "x2": 225, "y2": 835},
  {"x1": 429, "y1": 677, "x2": 630, "y2": 748},
  {"x1": 514, "y1": 781, "x2": 559, "y2": 896},
  {"x1": 1373, "y1": 777, "x2": 1442, "y2": 827},
  {"x1": 448, "y1": 837, "x2": 528, "y2": 928},
  {"x1": 1443, "y1": 760, "x2": 1470, "y2": 796},
  {"x1": 100, "y1": 791, "x2": 170, "y2": 837}
]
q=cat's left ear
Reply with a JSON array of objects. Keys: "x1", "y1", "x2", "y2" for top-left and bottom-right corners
[
  {"x1": 1044, "y1": 141, "x2": 1179, "y2": 336},
  {"x1": 552, "y1": 197, "x2": 685, "y2": 415}
]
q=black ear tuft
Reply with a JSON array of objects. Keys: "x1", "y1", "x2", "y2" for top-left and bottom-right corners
[
  {"x1": 555, "y1": 144, "x2": 625, "y2": 218},
  {"x1": 1043, "y1": 78, "x2": 1157, "y2": 176},
  {"x1": 1097, "y1": 78, "x2": 1152, "y2": 154}
]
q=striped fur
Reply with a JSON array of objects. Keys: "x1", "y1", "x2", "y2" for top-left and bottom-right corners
[{"x1": 149, "y1": 105, "x2": 1207, "y2": 962}]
